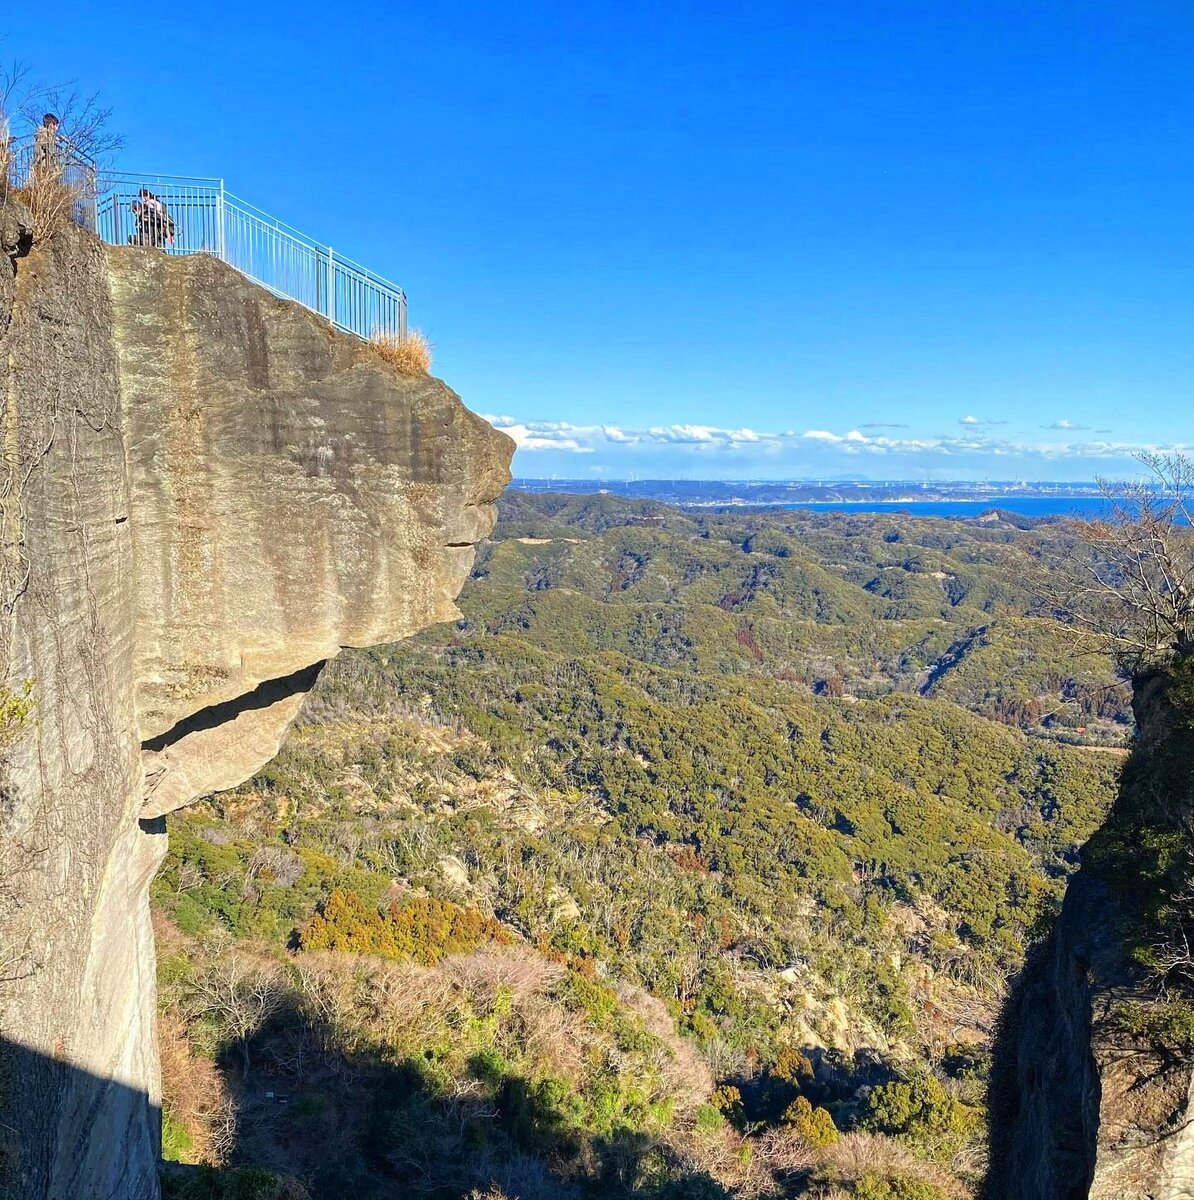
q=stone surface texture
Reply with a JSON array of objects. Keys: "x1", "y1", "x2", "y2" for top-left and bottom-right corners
[{"x1": 0, "y1": 209, "x2": 511, "y2": 1199}]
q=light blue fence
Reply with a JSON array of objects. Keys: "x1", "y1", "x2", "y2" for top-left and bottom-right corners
[{"x1": 5, "y1": 141, "x2": 407, "y2": 340}]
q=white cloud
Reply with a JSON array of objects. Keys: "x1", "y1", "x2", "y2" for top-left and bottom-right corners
[
  {"x1": 1045, "y1": 418, "x2": 1090, "y2": 431},
  {"x1": 482, "y1": 414, "x2": 1181, "y2": 467},
  {"x1": 493, "y1": 422, "x2": 593, "y2": 453}
]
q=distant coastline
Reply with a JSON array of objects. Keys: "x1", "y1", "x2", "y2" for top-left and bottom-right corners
[
  {"x1": 681, "y1": 494, "x2": 1103, "y2": 508},
  {"x1": 508, "y1": 478, "x2": 1109, "y2": 519},
  {"x1": 761, "y1": 496, "x2": 1112, "y2": 519}
]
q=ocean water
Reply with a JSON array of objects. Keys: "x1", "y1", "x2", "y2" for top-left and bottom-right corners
[{"x1": 767, "y1": 496, "x2": 1115, "y2": 520}]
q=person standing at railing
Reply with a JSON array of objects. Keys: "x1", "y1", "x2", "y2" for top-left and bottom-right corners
[
  {"x1": 131, "y1": 188, "x2": 175, "y2": 248},
  {"x1": 31, "y1": 114, "x2": 62, "y2": 184},
  {"x1": 0, "y1": 126, "x2": 12, "y2": 192}
]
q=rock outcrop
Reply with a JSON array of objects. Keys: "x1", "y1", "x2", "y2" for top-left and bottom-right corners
[
  {"x1": 0, "y1": 207, "x2": 512, "y2": 1199},
  {"x1": 987, "y1": 669, "x2": 1194, "y2": 1199}
]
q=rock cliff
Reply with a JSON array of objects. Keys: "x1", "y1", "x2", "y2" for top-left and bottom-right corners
[
  {"x1": 0, "y1": 203, "x2": 512, "y2": 1199},
  {"x1": 987, "y1": 667, "x2": 1194, "y2": 1199}
]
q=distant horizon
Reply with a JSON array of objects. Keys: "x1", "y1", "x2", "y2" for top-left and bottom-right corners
[
  {"x1": 508, "y1": 475, "x2": 1106, "y2": 487},
  {"x1": 484, "y1": 416, "x2": 1182, "y2": 483},
  {"x1": 501, "y1": 476, "x2": 1135, "y2": 519}
]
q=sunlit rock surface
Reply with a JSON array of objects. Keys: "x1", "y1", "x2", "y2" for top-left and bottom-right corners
[{"x1": 0, "y1": 208, "x2": 512, "y2": 1198}]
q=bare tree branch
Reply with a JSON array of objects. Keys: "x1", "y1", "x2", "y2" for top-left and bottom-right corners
[{"x1": 1036, "y1": 453, "x2": 1194, "y2": 677}]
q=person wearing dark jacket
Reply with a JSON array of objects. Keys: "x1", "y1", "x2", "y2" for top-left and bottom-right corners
[{"x1": 131, "y1": 188, "x2": 174, "y2": 247}]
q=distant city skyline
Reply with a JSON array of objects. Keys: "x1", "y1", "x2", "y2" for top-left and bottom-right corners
[{"x1": 11, "y1": 1, "x2": 1194, "y2": 480}]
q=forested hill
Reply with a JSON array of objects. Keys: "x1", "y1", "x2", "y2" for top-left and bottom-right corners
[
  {"x1": 153, "y1": 494, "x2": 1125, "y2": 1200},
  {"x1": 483, "y1": 492, "x2": 1130, "y2": 744}
]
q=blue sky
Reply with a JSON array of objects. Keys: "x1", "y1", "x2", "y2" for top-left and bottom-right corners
[{"x1": 8, "y1": 2, "x2": 1193, "y2": 479}]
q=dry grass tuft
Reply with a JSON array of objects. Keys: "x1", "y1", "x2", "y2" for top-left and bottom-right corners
[
  {"x1": 371, "y1": 328, "x2": 433, "y2": 375},
  {"x1": 816, "y1": 1132, "x2": 967, "y2": 1198},
  {"x1": 19, "y1": 176, "x2": 84, "y2": 241}
]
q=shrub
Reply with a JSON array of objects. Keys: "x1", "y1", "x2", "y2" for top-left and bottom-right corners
[
  {"x1": 782, "y1": 1095, "x2": 838, "y2": 1147},
  {"x1": 301, "y1": 889, "x2": 515, "y2": 964},
  {"x1": 371, "y1": 329, "x2": 432, "y2": 374},
  {"x1": 161, "y1": 1105, "x2": 195, "y2": 1162},
  {"x1": 160, "y1": 1164, "x2": 310, "y2": 1200},
  {"x1": 1109, "y1": 999, "x2": 1194, "y2": 1052},
  {"x1": 852, "y1": 1173, "x2": 947, "y2": 1200},
  {"x1": 157, "y1": 1008, "x2": 227, "y2": 1164},
  {"x1": 710, "y1": 1084, "x2": 743, "y2": 1123},
  {"x1": 862, "y1": 1073, "x2": 981, "y2": 1161},
  {"x1": 771, "y1": 1046, "x2": 815, "y2": 1085},
  {"x1": 0, "y1": 683, "x2": 33, "y2": 749},
  {"x1": 693, "y1": 1103, "x2": 725, "y2": 1134},
  {"x1": 813, "y1": 1134, "x2": 955, "y2": 1200}
]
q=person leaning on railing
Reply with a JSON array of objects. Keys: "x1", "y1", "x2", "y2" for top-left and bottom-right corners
[{"x1": 130, "y1": 188, "x2": 175, "y2": 248}]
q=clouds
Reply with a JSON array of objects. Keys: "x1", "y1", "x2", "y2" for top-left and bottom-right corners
[
  {"x1": 485, "y1": 419, "x2": 593, "y2": 453},
  {"x1": 643, "y1": 424, "x2": 764, "y2": 445},
  {"x1": 482, "y1": 414, "x2": 1162, "y2": 471},
  {"x1": 484, "y1": 417, "x2": 771, "y2": 454},
  {"x1": 1044, "y1": 418, "x2": 1090, "y2": 431}
]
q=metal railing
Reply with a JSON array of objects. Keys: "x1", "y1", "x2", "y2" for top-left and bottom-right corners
[{"x1": 3, "y1": 139, "x2": 407, "y2": 340}]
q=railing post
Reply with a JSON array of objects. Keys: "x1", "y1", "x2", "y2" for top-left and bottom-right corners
[
  {"x1": 327, "y1": 246, "x2": 335, "y2": 327},
  {"x1": 217, "y1": 179, "x2": 226, "y2": 261},
  {"x1": 86, "y1": 164, "x2": 98, "y2": 234}
]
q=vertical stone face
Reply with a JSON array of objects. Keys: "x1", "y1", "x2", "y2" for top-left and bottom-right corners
[
  {"x1": 0, "y1": 214, "x2": 155, "y2": 1200},
  {"x1": 0, "y1": 212, "x2": 512, "y2": 1199},
  {"x1": 106, "y1": 247, "x2": 510, "y2": 743},
  {"x1": 985, "y1": 673, "x2": 1194, "y2": 1200}
]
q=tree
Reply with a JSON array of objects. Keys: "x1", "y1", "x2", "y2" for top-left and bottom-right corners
[
  {"x1": 1040, "y1": 452, "x2": 1194, "y2": 677},
  {"x1": 186, "y1": 945, "x2": 287, "y2": 1077},
  {"x1": 862, "y1": 1072, "x2": 981, "y2": 1161}
]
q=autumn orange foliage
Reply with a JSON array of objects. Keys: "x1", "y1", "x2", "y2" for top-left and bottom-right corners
[{"x1": 301, "y1": 889, "x2": 514, "y2": 965}]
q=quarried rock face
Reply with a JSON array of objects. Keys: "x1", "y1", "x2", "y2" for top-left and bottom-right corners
[{"x1": 0, "y1": 212, "x2": 512, "y2": 1199}]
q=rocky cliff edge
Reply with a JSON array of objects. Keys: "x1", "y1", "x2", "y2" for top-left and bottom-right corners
[
  {"x1": 987, "y1": 665, "x2": 1194, "y2": 1199},
  {"x1": 0, "y1": 201, "x2": 512, "y2": 1199}
]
